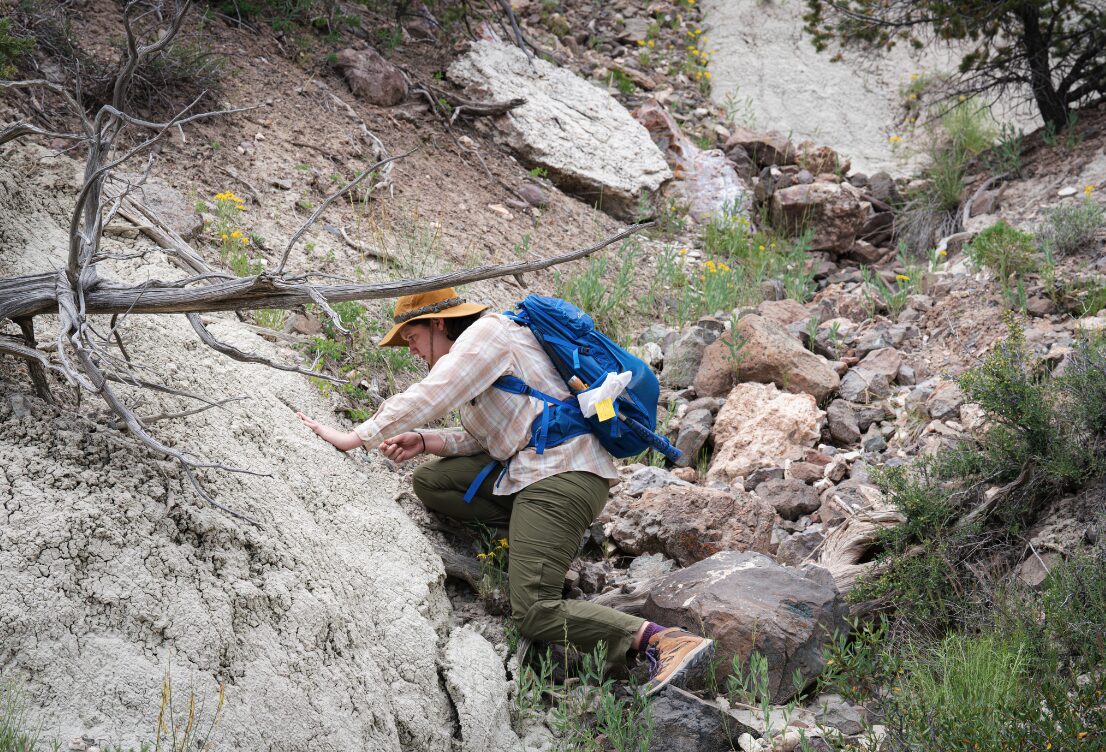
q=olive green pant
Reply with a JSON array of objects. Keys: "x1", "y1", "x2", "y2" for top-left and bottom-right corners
[{"x1": 412, "y1": 453, "x2": 644, "y2": 661}]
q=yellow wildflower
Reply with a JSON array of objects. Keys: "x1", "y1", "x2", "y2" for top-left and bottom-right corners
[
  {"x1": 498, "y1": 538, "x2": 509, "y2": 549},
  {"x1": 242, "y1": 237, "x2": 250, "y2": 245},
  {"x1": 758, "y1": 244, "x2": 765, "y2": 252},
  {"x1": 678, "y1": 248, "x2": 689, "y2": 256},
  {"x1": 937, "y1": 249, "x2": 947, "y2": 257},
  {"x1": 647, "y1": 39, "x2": 655, "y2": 48},
  {"x1": 688, "y1": 0, "x2": 695, "y2": 5},
  {"x1": 704, "y1": 71, "x2": 711, "y2": 79},
  {"x1": 1078, "y1": 732, "x2": 1089, "y2": 740},
  {"x1": 1086, "y1": 184, "x2": 1096, "y2": 195},
  {"x1": 888, "y1": 134, "x2": 903, "y2": 144},
  {"x1": 896, "y1": 274, "x2": 911, "y2": 282},
  {"x1": 637, "y1": 39, "x2": 645, "y2": 46},
  {"x1": 476, "y1": 553, "x2": 488, "y2": 561},
  {"x1": 910, "y1": 73, "x2": 920, "y2": 80},
  {"x1": 231, "y1": 230, "x2": 243, "y2": 238},
  {"x1": 220, "y1": 234, "x2": 228, "y2": 241}
]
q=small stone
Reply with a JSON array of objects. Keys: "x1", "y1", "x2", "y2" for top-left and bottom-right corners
[
  {"x1": 628, "y1": 552, "x2": 676, "y2": 581},
  {"x1": 862, "y1": 429, "x2": 887, "y2": 454},
  {"x1": 271, "y1": 177, "x2": 293, "y2": 190},
  {"x1": 826, "y1": 399, "x2": 861, "y2": 445},
  {"x1": 787, "y1": 461, "x2": 824, "y2": 483},
  {"x1": 1057, "y1": 186, "x2": 1078, "y2": 197},
  {"x1": 624, "y1": 466, "x2": 692, "y2": 497},
  {"x1": 744, "y1": 466, "x2": 785, "y2": 491},
  {"x1": 516, "y1": 181, "x2": 548, "y2": 207},
  {"x1": 756, "y1": 478, "x2": 820, "y2": 521}
]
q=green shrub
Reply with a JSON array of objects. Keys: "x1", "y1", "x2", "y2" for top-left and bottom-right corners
[
  {"x1": 0, "y1": 18, "x2": 34, "y2": 78},
  {"x1": 554, "y1": 243, "x2": 638, "y2": 343},
  {"x1": 897, "y1": 101, "x2": 995, "y2": 252},
  {"x1": 858, "y1": 322, "x2": 1106, "y2": 627},
  {"x1": 1037, "y1": 199, "x2": 1105, "y2": 258},
  {"x1": 519, "y1": 642, "x2": 654, "y2": 751},
  {"x1": 304, "y1": 300, "x2": 423, "y2": 416},
  {"x1": 956, "y1": 321, "x2": 1106, "y2": 504},
  {"x1": 965, "y1": 220, "x2": 1039, "y2": 284}
]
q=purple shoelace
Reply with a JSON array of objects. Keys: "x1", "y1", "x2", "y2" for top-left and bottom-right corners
[{"x1": 644, "y1": 645, "x2": 661, "y2": 679}]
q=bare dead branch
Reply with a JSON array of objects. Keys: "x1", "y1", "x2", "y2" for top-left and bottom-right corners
[
  {"x1": 13, "y1": 317, "x2": 55, "y2": 403},
  {"x1": 2, "y1": 222, "x2": 653, "y2": 320},
  {"x1": 278, "y1": 148, "x2": 418, "y2": 273},
  {"x1": 213, "y1": 164, "x2": 262, "y2": 204},
  {"x1": 0, "y1": 121, "x2": 84, "y2": 147},
  {"x1": 0, "y1": 336, "x2": 75, "y2": 385},
  {"x1": 139, "y1": 395, "x2": 248, "y2": 424},
  {"x1": 186, "y1": 313, "x2": 346, "y2": 384}
]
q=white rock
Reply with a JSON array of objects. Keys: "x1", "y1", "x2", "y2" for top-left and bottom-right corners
[
  {"x1": 708, "y1": 382, "x2": 824, "y2": 483},
  {"x1": 441, "y1": 627, "x2": 524, "y2": 752},
  {"x1": 448, "y1": 41, "x2": 671, "y2": 218}
]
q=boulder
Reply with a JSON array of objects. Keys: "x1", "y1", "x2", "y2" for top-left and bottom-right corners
[
  {"x1": 866, "y1": 171, "x2": 901, "y2": 205},
  {"x1": 663, "y1": 324, "x2": 718, "y2": 389},
  {"x1": 335, "y1": 47, "x2": 408, "y2": 106},
  {"x1": 624, "y1": 466, "x2": 693, "y2": 497},
  {"x1": 635, "y1": 100, "x2": 752, "y2": 222},
  {"x1": 112, "y1": 174, "x2": 202, "y2": 240},
  {"x1": 697, "y1": 315, "x2": 839, "y2": 401},
  {"x1": 837, "y1": 369, "x2": 893, "y2": 404},
  {"x1": 448, "y1": 41, "x2": 670, "y2": 219},
  {"x1": 826, "y1": 400, "x2": 861, "y2": 446},
  {"x1": 441, "y1": 628, "x2": 523, "y2": 751},
  {"x1": 858, "y1": 211, "x2": 894, "y2": 245},
  {"x1": 607, "y1": 486, "x2": 775, "y2": 566},
  {"x1": 642, "y1": 552, "x2": 849, "y2": 703},
  {"x1": 812, "y1": 693, "x2": 866, "y2": 736},
  {"x1": 797, "y1": 141, "x2": 849, "y2": 176},
  {"x1": 927, "y1": 380, "x2": 964, "y2": 420},
  {"x1": 775, "y1": 526, "x2": 824, "y2": 566},
  {"x1": 675, "y1": 407, "x2": 713, "y2": 460},
  {"x1": 708, "y1": 383, "x2": 825, "y2": 484},
  {"x1": 769, "y1": 182, "x2": 866, "y2": 254},
  {"x1": 650, "y1": 686, "x2": 755, "y2": 752},
  {"x1": 755, "y1": 298, "x2": 810, "y2": 328},
  {"x1": 724, "y1": 128, "x2": 797, "y2": 168},
  {"x1": 755, "y1": 478, "x2": 821, "y2": 521}
]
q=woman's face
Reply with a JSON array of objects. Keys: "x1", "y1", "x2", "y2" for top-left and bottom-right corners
[{"x1": 401, "y1": 319, "x2": 450, "y2": 366}]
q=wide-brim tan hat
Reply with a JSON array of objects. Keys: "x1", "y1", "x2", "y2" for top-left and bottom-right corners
[{"x1": 379, "y1": 287, "x2": 488, "y2": 347}]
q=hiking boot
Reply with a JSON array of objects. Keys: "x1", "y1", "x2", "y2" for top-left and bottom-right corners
[{"x1": 642, "y1": 628, "x2": 715, "y2": 696}]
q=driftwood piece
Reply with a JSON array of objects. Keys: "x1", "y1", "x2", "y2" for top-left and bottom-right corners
[
  {"x1": 434, "y1": 544, "x2": 483, "y2": 591},
  {"x1": 588, "y1": 582, "x2": 650, "y2": 615},
  {"x1": 1, "y1": 222, "x2": 650, "y2": 320},
  {"x1": 808, "y1": 506, "x2": 906, "y2": 592}
]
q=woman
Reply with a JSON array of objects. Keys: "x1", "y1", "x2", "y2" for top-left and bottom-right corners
[{"x1": 297, "y1": 286, "x2": 713, "y2": 695}]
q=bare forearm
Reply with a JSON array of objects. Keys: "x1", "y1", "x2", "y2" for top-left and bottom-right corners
[{"x1": 319, "y1": 425, "x2": 364, "y2": 451}]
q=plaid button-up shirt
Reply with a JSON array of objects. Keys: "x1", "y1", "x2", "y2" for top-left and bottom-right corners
[{"x1": 354, "y1": 313, "x2": 619, "y2": 495}]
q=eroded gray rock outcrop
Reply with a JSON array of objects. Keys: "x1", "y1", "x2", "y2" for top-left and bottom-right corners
[{"x1": 0, "y1": 143, "x2": 507, "y2": 752}]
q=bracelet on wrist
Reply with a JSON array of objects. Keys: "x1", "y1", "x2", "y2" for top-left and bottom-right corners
[{"x1": 415, "y1": 430, "x2": 427, "y2": 453}]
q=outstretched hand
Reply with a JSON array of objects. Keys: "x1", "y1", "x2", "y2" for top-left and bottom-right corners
[
  {"x1": 379, "y1": 432, "x2": 426, "y2": 463},
  {"x1": 295, "y1": 411, "x2": 363, "y2": 452}
]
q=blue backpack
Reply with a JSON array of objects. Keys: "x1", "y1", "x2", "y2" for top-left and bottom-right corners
[{"x1": 463, "y1": 295, "x2": 682, "y2": 501}]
